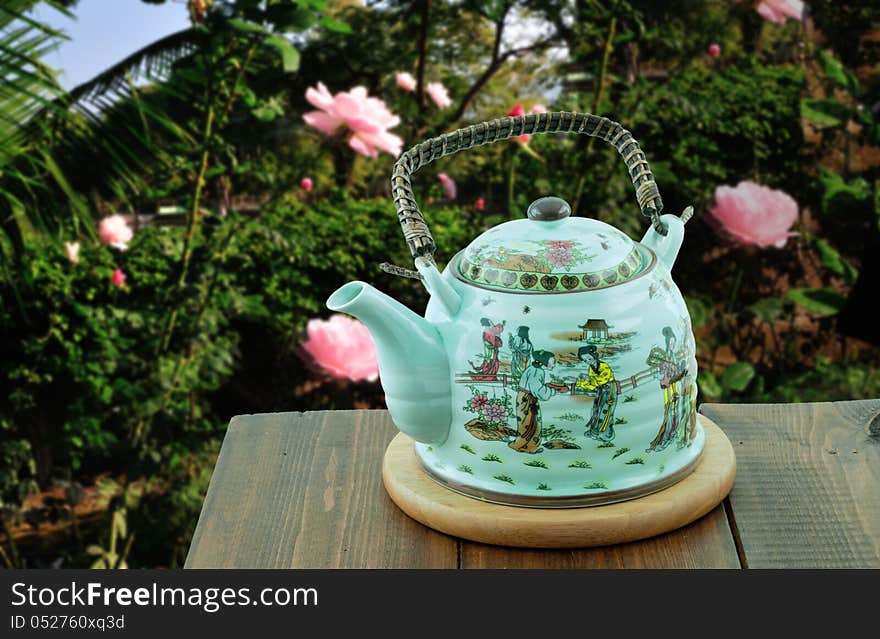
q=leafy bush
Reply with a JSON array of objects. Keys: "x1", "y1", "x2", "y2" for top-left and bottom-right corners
[
  {"x1": 0, "y1": 195, "x2": 472, "y2": 565},
  {"x1": 2, "y1": 0, "x2": 879, "y2": 569}
]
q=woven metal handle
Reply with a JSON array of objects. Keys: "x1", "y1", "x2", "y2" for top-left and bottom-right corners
[{"x1": 390, "y1": 111, "x2": 666, "y2": 262}]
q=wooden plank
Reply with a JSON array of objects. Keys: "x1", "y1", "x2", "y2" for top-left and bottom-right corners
[
  {"x1": 460, "y1": 505, "x2": 740, "y2": 568},
  {"x1": 185, "y1": 411, "x2": 458, "y2": 568},
  {"x1": 700, "y1": 400, "x2": 880, "y2": 569}
]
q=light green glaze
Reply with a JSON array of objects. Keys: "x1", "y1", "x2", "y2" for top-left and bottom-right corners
[
  {"x1": 327, "y1": 210, "x2": 699, "y2": 507},
  {"x1": 326, "y1": 281, "x2": 452, "y2": 444},
  {"x1": 457, "y1": 215, "x2": 647, "y2": 292}
]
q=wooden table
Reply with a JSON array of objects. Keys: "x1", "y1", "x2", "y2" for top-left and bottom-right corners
[{"x1": 185, "y1": 400, "x2": 880, "y2": 568}]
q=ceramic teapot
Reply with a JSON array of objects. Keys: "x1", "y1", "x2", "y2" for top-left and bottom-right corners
[{"x1": 327, "y1": 111, "x2": 703, "y2": 507}]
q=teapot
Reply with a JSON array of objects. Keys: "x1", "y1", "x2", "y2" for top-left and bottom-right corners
[{"x1": 327, "y1": 111, "x2": 703, "y2": 507}]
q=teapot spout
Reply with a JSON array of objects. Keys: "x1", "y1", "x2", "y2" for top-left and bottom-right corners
[
  {"x1": 326, "y1": 281, "x2": 451, "y2": 444},
  {"x1": 641, "y1": 212, "x2": 687, "y2": 271}
]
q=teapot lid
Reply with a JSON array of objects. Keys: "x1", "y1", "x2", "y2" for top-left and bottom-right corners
[{"x1": 454, "y1": 197, "x2": 650, "y2": 293}]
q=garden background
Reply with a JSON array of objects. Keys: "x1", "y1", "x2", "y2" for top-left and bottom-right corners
[{"x1": 1, "y1": 0, "x2": 878, "y2": 568}]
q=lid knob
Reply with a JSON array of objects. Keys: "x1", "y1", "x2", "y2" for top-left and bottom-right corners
[{"x1": 527, "y1": 196, "x2": 571, "y2": 222}]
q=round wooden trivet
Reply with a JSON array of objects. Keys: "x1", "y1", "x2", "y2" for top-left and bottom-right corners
[{"x1": 382, "y1": 416, "x2": 736, "y2": 548}]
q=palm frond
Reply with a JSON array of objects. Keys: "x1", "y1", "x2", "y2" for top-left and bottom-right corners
[
  {"x1": 65, "y1": 28, "x2": 201, "y2": 112},
  {"x1": 1, "y1": 9, "x2": 202, "y2": 252},
  {"x1": 0, "y1": 1, "x2": 72, "y2": 251},
  {"x1": 0, "y1": 2, "x2": 67, "y2": 151}
]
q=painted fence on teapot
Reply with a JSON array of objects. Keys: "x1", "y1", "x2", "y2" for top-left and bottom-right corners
[{"x1": 416, "y1": 263, "x2": 703, "y2": 498}]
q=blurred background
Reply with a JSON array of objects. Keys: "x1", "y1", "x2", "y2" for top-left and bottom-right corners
[{"x1": 1, "y1": 0, "x2": 878, "y2": 568}]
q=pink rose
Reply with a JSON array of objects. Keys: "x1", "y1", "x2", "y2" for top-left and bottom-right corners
[
  {"x1": 111, "y1": 268, "x2": 126, "y2": 287},
  {"x1": 475, "y1": 197, "x2": 485, "y2": 210},
  {"x1": 301, "y1": 314, "x2": 379, "y2": 382},
  {"x1": 302, "y1": 82, "x2": 403, "y2": 158},
  {"x1": 437, "y1": 172, "x2": 457, "y2": 200},
  {"x1": 470, "y1": 395, "x2": 489, "y2": 410},
  {"x1": 426, "y1": 82, "x2": 451, "y2": 108},
  {"x1": 64, "y1": 241, "x2": 80, "y2": 265},
  {"x1": 395, "y1": 72, "x2": 416, "y2": 92},
  {"x1": 708, "y1": 43, "x2": 721, "y2": 57},
  {"x1": 708, "y1": 181, "x2": 799, "y2": 248},
  {"x1": 98, "y1": 215, "x2": 133, "y2": 250},
  {"x1": 507, "y1": 103, "x2": 532, "y2": 144},
  {"x1": 300, "y1": 177, "x2": 313, "y2": 191},
  {"x1": 756, "y1": 0, "x2": 804, "y2": 24}
]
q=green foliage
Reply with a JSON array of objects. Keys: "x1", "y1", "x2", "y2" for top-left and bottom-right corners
[
  {"x1": 748, "y1": 298, "x2": 784, "y2": 323},
  {"x1": 813, "y1": 239, "x2": 858, "y2": 285},
  {"x1": 0, "y1": 226, "x2": 239, "y2": 479},
  {"x1": 627, "y1": 61, "x2": 805, "y2": 209},
  {"x1": 816, "y1": 50, "x2": 859, "y2": 93},
  {"x1": 685, "y1": 296, "x2": 710, "y2": 329},
  {"x1": 720, "y1": 362, "x2": 756, "y2": 393},
  {"x1": 698, "y1": 371, "x2": 723, "y2": 400},
  {"x1": 755, "y1": 357, "x2": 880, "y2": 403},
  {"x1": 2, "y1": 0, "x2": 879, "y2": 570},
  {"x1": 786, "y1": 288, "x2": 846, "y2": 317},
  {"x1": 242, "y1": 196, "x2": 471, "y2": 325},
  {"x1": 817, "y1": 168, "x2": 872, "y2": 217},
  {"x1": 0, "y1": 192, "x2": 474, "y2": 566},
  {"x1": 801, "y1": 98, "x2": 850, "y2": 128},
  {"x1": 127, "y1": 439, "x2": 219, "y2": 568}
]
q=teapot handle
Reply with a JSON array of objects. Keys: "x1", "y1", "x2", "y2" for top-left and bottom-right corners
[{"x1": 391, "y1": 111, "x2": 665, "y2": 263}]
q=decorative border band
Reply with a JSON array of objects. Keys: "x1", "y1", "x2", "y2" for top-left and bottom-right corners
[{"x1": 453, "y1": 246, "x2": 655, "y2": 294}]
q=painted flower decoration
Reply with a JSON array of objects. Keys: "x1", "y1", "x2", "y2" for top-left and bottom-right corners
[
  {"x1": 708, "y1": 181, "x2": 799, "y2": 248},
  {"x1": 547, "y1": 240, "x2": 574, "y2": 249},
  {"x1": 426, "y1": 82, "x2": 452, "y2": 108},
  {"x1": 111, "y1": 268, "x2": 126, "y2": 287},
  {"x1": 98, "y1": 215, "x2": 133, "y2": 251},
  {"x1": 300, "y1": 177, "x2": 313, "y2": 191},
  {"x1": 483, "y1": 402, "x2": 508, "y2": 424},
  {"x1": 470, "y1": 395, "x2": 489, "y2": 411},
  {"x1": 546, "y1": 247, "x2": 574, "y2": 268},
  {"x1": 437, "y1": 172, "x2": 457, "y2": 200},
  {"x1": 64, "y1": 241, "x2": 80, "y2": 265},
  {"x1": 708, "y1": 43, "x2": 721, "y2": 57},
  {"x1": 302, "y1": 82, "x2": 403, "y2": 158},
  {"x1": 755, "y1": 0, "x2": 804, "y2": 24},
  {"x1": 301, "y1": 314, "x2": 379, "y2": 383},
  {"x1": 395, "y1": 71, "x2": 416, "y2": 92}
]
